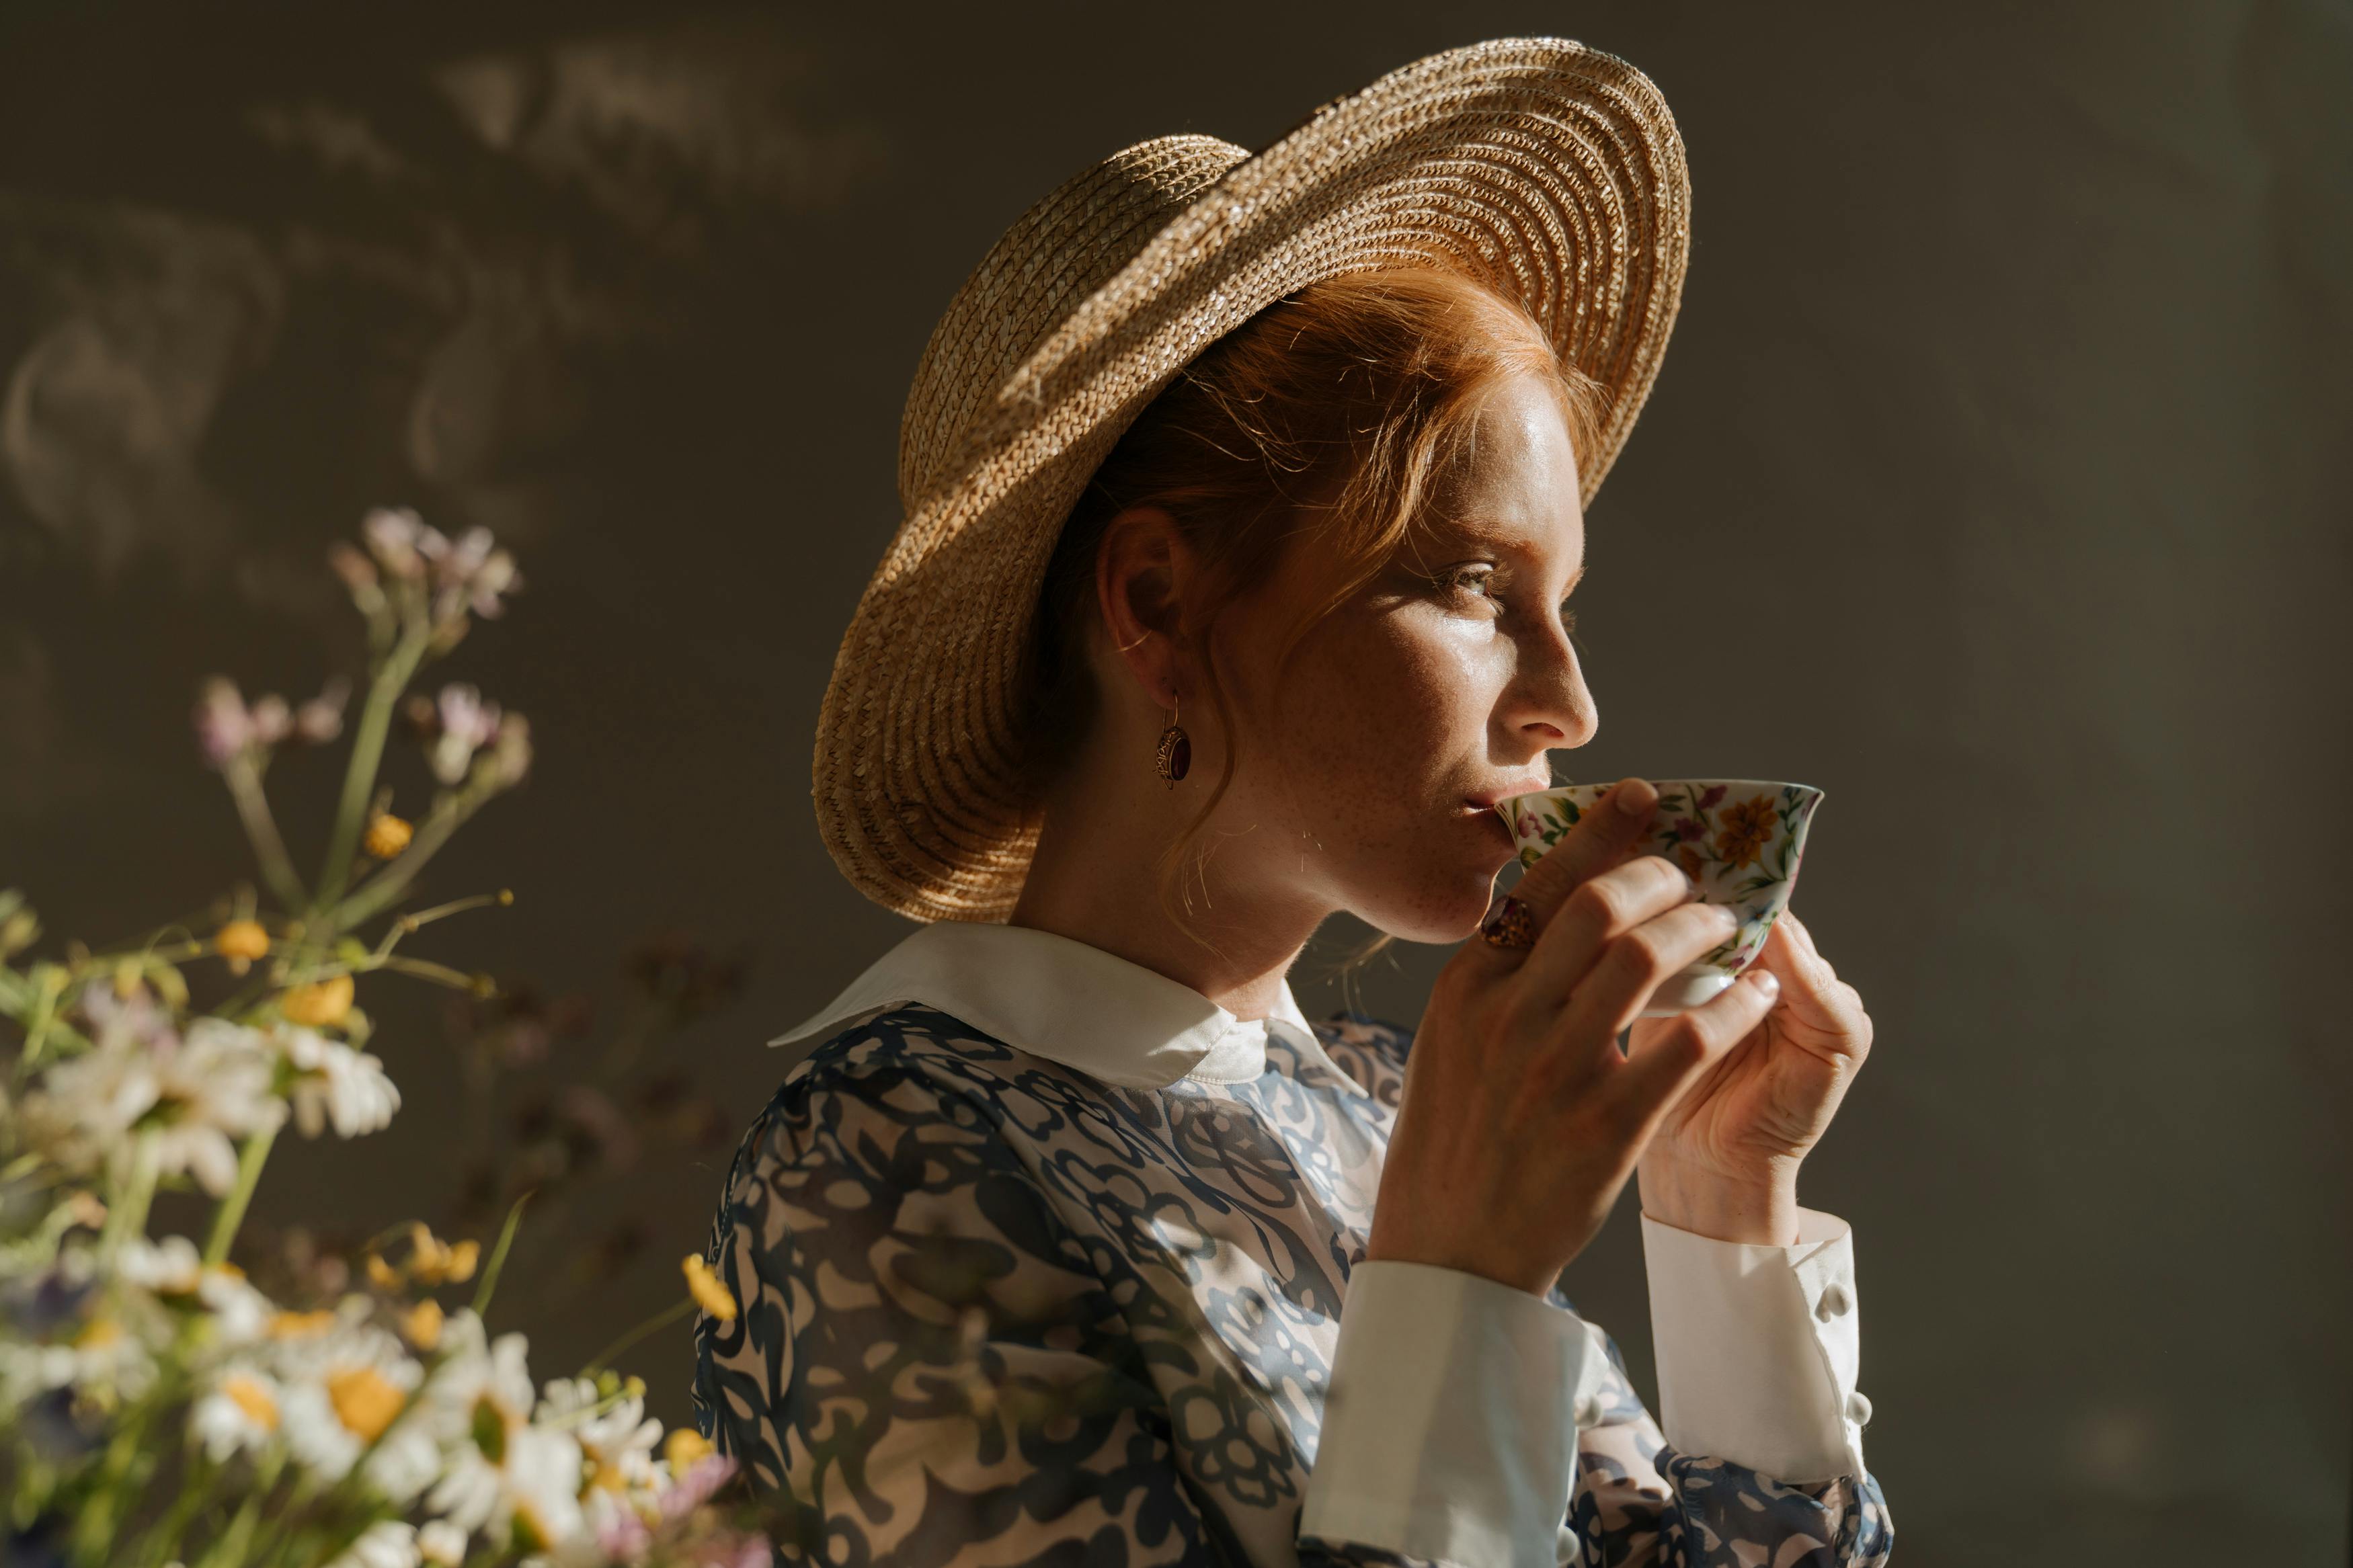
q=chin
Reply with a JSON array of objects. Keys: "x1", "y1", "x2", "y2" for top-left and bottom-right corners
[{"x1": 1352, "y1": 862, "x2": 1509, "y2": 946}]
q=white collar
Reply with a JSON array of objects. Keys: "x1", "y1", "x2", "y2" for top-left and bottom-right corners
[{"x1": 764, "y1": 921, "x2": 1324, "y2": 1089}]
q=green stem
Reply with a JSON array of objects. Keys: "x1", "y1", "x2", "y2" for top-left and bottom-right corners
[
  {"x1": 315, "y1": 632, "x2": 427, "y2": 915},
  {"x1": 331, "y1": 784, "x2": 500, "y2": 932},
  {"x1": 222, "y1": 758, "x2": 309, "y2": 917},
  {"x1": 204, "y1": 1122, "x2": 280, "y2": 1268},
  {"x1": 98, "y1": 1129, "x2": 162, "y2": 1258},
  {"x1": 192, "y1": 1447, "x2": 284, "y2": 1568},
  {"x1": 126, "y1": 1449, "x2": 218, "y2": 1568},
  {"x1": 581, "y1": 1296, "x2": 694, "y2": 1377},
  {"x1": 470, "y1": 1190, "x2": 532, "y2": 1318}
]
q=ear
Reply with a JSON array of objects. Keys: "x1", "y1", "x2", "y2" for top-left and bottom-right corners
[{"x1": 1093, "y1": 504, "x2": 1195, "y2": 711}]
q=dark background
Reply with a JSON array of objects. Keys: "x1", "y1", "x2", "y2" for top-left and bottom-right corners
[{"x1": 2, "y1": 1, "x2": 2348, "y2": 1562}]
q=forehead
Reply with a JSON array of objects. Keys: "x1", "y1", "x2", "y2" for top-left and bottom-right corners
[{"x1": 1421, "y1": 378, "x2": 1587, "y2": 562}]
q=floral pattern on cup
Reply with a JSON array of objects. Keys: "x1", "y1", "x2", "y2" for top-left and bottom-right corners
[{"x1": 1499, "y1": 780, "x2": 1825, "y2": 982}]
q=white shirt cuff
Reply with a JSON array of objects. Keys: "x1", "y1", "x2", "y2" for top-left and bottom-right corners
[
  {"x1": 1640, "y1": 1204, "x2": 1870, "y2": 1483},
  {"x1": 1301, "y1": 1260, "x2": 1613, "y2": 1567}
]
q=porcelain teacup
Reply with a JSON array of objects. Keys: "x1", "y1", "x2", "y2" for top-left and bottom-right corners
[{"x1": 1497, "y1": 780, "x2": 1825, "y2": 1016}]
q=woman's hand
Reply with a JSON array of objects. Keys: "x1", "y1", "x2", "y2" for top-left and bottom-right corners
[
  {"x1": 1365, "y1": 776, "x2": 1786, "y2": 1296},
  {"x1": 1632, "y1": 909, "x2": 1874, "y2": 1245}
]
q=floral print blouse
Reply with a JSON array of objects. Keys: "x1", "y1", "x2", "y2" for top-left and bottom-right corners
[{"x1": 690, "y1": 921, "x2": 1893, "y2": 1566}]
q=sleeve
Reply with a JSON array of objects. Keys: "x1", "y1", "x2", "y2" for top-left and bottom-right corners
[
  {"x1": 686, "y1": 1045, "x2": 1453, "y2": 1567},
  {"x1": 1300, "y1": 1240, "x2": 1894, "y2": 1568}
]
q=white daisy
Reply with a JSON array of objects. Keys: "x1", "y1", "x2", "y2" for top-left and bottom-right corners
[
  {"x1": 538, "y1": 1376, "x2": 664, "y2": 1532},
  {"x1": 322, "y1": 1517, "x2": 421, "y2": 1568},
  {"x1": 196, "y1": 1266, "x2": 278, "y2": 1348},
  {"x1": 190, "y1": 1363, "x2": 284, "y2": 1462},
  {"x1": 116, "y1": 1233, "x2": 204, "y2": 1296},
  {"x1": 273, "y1": 1024, "x2": 401, "y2": 1139},
  {"x1": 26, "y1": 1010, "x2": 286, "y2": 1197},
  {"x1": 274, "y1": 1308, "x2": 436, "y2": 1504},
  {"x1": 420, "y1": 1312, "x2": 586, "y2": 1551},
  {"x1": 416, "y1": 1518, "x2": 469, "y2": 1566}
]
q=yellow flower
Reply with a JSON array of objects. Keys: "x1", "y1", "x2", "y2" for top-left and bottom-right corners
[
  {"x1": 365, "y1": 1253, "x2": 401, "y2": 1290},
  {"x1": 213, "y1": 919, "x2": 271, "y2": 977},
  {"x1": 73, "y1": 1315, "x2": 122, "y2": 1350},
  {"x1": 399, "y1": 1298, "x2": 444, "y2": 1352},
  {"x1": 280, "y1": 974, "x2": 354, "y2": 1028},
  {"x1": 267, "y1": 1309, "x2": 338, "y2": 1339},
  {"x1": 405, "y1": 1224, "x2": 477, "y2": 1286},
  {"x1": 682, "y1": 1254, "x2": 737, "y2": 1322},
  {"x1": 363, "y1": 813, "x2": 414, "y2": 860},
  {"x1": 1713, "y1": 794, "x2": 1778, "y2": 872},
  {"x1": 664, "y1": 1428, "x2": 713, "y2": 1475},
  {"x1": 326, "y1": 1365, "x2": 406, "y2": 1440}
]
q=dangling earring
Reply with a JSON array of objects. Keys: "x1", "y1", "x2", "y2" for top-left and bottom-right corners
[{"x1": 1154, "y1": 695, "x2": 1191, "y2": 788}]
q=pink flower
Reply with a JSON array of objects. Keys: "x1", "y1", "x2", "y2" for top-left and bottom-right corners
[
  {"x1": 428, "y1": 683, "x2": 504, "y2": 785},
  {"x1": 293, "y1": 676, "x2": 352, "y2": 744},
  {"x1": 362, "y1": 507, "x2": 428, "y2": 580}
]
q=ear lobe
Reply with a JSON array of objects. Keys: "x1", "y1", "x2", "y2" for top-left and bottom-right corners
[{"x1": 1095, "y1": 505, "x2": 1190, "y2": 702}]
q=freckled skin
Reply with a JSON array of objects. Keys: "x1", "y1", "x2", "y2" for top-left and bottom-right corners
[
  {"x1": 1216, "y1": 372, "x2": 1597, "y2": 942},
  {"x1": 1014, "y1": 372, "x2": 1599, "y2": 1014}
]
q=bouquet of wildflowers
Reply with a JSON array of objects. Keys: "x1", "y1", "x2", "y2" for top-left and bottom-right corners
[{"x1": 0, "y1": 511, "x2": 775, "y2": 1567}]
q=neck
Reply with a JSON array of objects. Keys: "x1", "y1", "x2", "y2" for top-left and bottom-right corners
[{"x1": 1010, "y1": 755, "x2": 1326, "y2": 1024}]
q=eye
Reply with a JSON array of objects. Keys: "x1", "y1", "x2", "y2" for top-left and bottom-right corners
[{"x1": 1435, "y1": 564, "x2": 1498, "y2": 607}]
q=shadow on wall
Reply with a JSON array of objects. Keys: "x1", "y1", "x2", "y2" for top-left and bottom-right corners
[{"x1": 0, "y1": 11, "x2": 885, "y2": 607}]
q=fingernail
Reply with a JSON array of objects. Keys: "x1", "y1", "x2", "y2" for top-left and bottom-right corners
[
  {"x1": 1615, "y1": 778, "x2": 1656, "y2": 816},
  {"x1": 1751, "y1": 969, "x2": 1781, "y2": 997}
]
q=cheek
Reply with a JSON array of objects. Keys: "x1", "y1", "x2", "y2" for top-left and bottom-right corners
[{"x1": 1266, "y1": 618, "x2": 1499, "y2": 800}]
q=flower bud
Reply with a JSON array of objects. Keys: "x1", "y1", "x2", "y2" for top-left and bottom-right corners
[
  {"x1": 363, "y1": 813, "x2": 413, "y2": 860},
  {"x1": 247, "y1": 695, "x2": 292, "y2": 747},
  {"x1": 214, "y1": 919, "x2": 270, "y2": 976},
  {"x1": 280, "y1": 973, "x2": 354, "y2": 1028},
  {"x1": 293, "y1": 677, "x2": 351, "y2": 745},
  {"x1": 193, "y1": 676, "x2": 252, "y2": 768},
  {"x1": 362, "y1": 507, "x2": 426, "y2": 580}
]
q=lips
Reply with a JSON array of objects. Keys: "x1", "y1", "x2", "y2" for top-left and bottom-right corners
[{"x1": 1463, "y1": 781, "x2": 1550, "y2": 813}]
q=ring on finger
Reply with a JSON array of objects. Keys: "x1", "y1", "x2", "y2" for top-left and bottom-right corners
[{"x1": 1479, "y1": 894, "x2": 1536, "y2": 949}]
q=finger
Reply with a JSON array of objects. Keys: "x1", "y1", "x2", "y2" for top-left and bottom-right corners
[
  {"x1": 1501, "y1": 777, "x2": 1663, "y2": 936},
  {"x1": 1546, "y1": 890, "x2": 1742, "y2": 1034},
  {"x1": 1755, "y1": 911, "x2": 1870, "y2": 1048},
  {"x1": 1613, "y1": 966, "x2": 1782, "y2": 1125}
]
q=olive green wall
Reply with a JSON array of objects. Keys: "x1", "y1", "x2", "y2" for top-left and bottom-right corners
[{"x1": 2, "y1": 2, "x2": 2345, "y2": 1561}]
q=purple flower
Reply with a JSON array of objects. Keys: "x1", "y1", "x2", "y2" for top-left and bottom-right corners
[
  {"x1": 1671, "y1": 815, "x2": 1704, "y2": 841},
  {"x1": 420, "y1": 523, "x2": 524, "y2": 622},
  {"x1": 428, "y1": 682, "x2": 503, "y2": 785},
  {"x1": 192, "y1": 678, "x2": 290, "y2": 766},
  {"x1": 1698, "y1": 784, "x2": 1727, "y2": 809},
  {"x1": 193, "y1": 677, "x2": 252, "y2": 767}
]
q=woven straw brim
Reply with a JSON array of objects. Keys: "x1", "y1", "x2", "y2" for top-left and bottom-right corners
[{"x1": 816, "y1": 37, "x2": 1691, "y2": 922}]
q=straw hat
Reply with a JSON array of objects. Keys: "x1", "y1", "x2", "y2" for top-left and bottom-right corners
[{"x1": 816, "y1": 36, "x2": 1691, "y2": 922}]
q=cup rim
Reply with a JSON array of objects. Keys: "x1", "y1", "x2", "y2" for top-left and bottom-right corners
[{"x1": 1501, "y1": 778, "x2": 1825, "y2": 806}]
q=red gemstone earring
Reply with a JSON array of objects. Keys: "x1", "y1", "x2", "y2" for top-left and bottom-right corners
[{"x1": 1154, "y1": 696, "x2": 1191, "y2": 788}]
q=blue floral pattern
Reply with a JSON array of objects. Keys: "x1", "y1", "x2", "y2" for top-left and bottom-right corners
[{"x1": 690, "y1": 1004, "x2": 1895, "y2": 1565}]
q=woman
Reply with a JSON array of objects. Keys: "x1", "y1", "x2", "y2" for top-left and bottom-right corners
[{"x1": 692, "y1": 39, "x2": 1892, "y2": 1567}]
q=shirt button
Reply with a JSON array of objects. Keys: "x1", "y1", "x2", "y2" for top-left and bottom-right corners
[
  {"x1": 1846, "y1": 1391, "x2": 1873, "y2": 1426},
  {"x1": 1815, "y1": 1282, "x2": 1852, "y2": 1320}
]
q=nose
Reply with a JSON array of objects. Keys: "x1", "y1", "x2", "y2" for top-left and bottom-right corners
[{"x1": 1509, "y1": 622, "x2": 1597, "y2": 751}]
